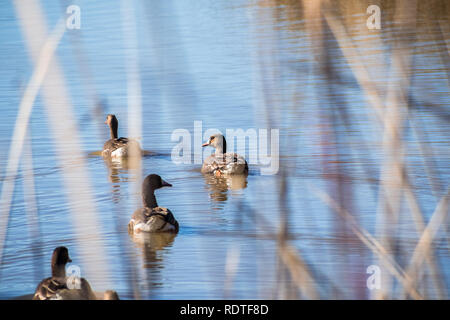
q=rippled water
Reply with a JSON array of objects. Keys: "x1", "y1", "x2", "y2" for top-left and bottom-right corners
[{"x1": 0, "y1": 0, "x2": 449, "y2": 299}]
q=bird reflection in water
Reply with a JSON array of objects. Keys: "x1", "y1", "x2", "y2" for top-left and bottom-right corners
[
  {"x1": 128, "y1": 232, "x2": 177, "y2": 294},
  {"x1": 103, "y1": 156, "x2": 142, "y2": 203},
  {"x1": 203, "y1": 174, "x2": 248, "y2": 203}
]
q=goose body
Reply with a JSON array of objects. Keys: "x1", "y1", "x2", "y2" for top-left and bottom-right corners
[
  {"x1": 33, "y1": 247, "x2": 97, "y2": 300},
  {"x1": 201, "y1": 133, "x2": 248, "y2": 176},
  {"x1": 128, "y1": 174, "x2": 179, "y2": 234},
  {"x1": 103, "y1": 137, "x2": 141, "y2": 158},
  {"x1": 33, "y1": 277, "x2": 69, "y2": 300},
  {"x1": 34, "y1": 278, "x2": 97, "y2": 300},
  {"x1": 102, "y1": 114, "x2": 141, "y2": 158},
  {"x1": 202, "y1": 153, "x2": 248, "y2": 176}
]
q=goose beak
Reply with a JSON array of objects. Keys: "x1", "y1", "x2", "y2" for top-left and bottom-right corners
[
  {"x1": 68, "y1": 257, "x2": 72, "y2": 263},
  {"x1": 161, "y1": 179, "x2": 172, "y2": 187},
  {"x1": 202, "y1": 141, "x2": 209, "y2": 147}
]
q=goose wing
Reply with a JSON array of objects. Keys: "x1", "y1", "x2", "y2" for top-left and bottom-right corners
[
  {"x1": 102, "y1": 137, "x2": 129, "y2": 155},
  {"x1": 224, "y1": 153, "x2": 248, "y2": 174},
  {"x1": 129, "y1": 207, "x2": 178, "y2": 233},
  {"x1": 52, "y1": 278, "x2": 97, "y2": 300},
  {"x1": 201, "y1": 155, "x2": 223, "y2": 174},
  {"x1": 33, "y1": 277, "x2": 67, "y2": 300},
  {"x1": 103, "y1": 137, "x2": 141, "y2": 157},
  {"x1": 202, "y1": 154, "x2": 248, "y2": 175}
]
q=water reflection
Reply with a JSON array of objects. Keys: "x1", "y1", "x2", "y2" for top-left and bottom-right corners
[
  {"x1": 203, "y1": 174, "x2": 248, "y2": 203},
  {"x1": 1, "y1": 0, "x2": 448, "y2": 300},
  {"x1": 102, "y1": 156, "x2": 141, "y2": 203},
  {"x1": 103, "y1": 156, "x2": 142, "y2": 179},
  {"x1": 129, "y1": 232, "x2": 177, "y2": 252}
]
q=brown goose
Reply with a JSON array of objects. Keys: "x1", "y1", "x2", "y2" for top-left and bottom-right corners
[
  {"x1": 201, "y1": 133, "x2": 248, "y2": 176},
  {"x1": 102, "y1": 114, "x2": 141, "y2": 158},
  {"x1": 33, "y1": 247, "x2": 97, "y2": 300},
  {"x1": 128, "y1": 174, "x2": 179, "y2": 234}
]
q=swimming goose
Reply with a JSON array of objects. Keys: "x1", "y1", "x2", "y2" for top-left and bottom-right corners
[
  {"x1": 102, "y1": 114, "x2": 141, "y2": 158},
  {"x1": 33, "y1": 246, "x2": 97, "y2": 300},
  {"x1": 128, "y1": 174, "x2": 179, "y2": 234},
  {"x1": 201, "y1": 133, "x2": 248, "y2": 176}
]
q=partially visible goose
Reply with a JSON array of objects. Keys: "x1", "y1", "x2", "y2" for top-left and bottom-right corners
[
  {"x1": 103, "y1": 290, "x2": 120, "y2": 300},
  {"x1": 201, "y1": 133, "x2": 248, "y2": 176},
  {"x1": 102, "y1": 114, "x2": 141, "y2": 158},
  {"x1": 33, "y1": 246, "x2": 97, "y2": 300},
  {"x1": 128, "y1": 174, "x2": 179, "y2": 234}
]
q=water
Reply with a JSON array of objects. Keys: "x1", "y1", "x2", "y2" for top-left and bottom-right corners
[{"x1": 0, "y1": 0, "x2": 449, "y2": 299}]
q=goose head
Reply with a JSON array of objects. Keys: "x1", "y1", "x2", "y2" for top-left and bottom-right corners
[
  {"x1": 105, "y1": 114, "x2": 119, "y2": 139},
  {"x1": 51, "y1": 246, "x2": 72, "y2": 278},
  {"x1": 142, "y1": 174, "x2": 172, "y2": 208},
  {"x1": 143, "y1": 174, "x2": 172, "y2": 191},
  {"x1": 202, "y1": 133, "x2": 227, "y2": 155}
]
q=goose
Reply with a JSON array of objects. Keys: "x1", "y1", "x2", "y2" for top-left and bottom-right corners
[
  {"x1": 33, "y1": 246, "x2": 97, "y2": 300},
  {"x1": 102, "y1": 114, "x2": 141, "y2": 158},
  {"x1": 128, "y1": 174, "x2": 179, "y2": 234},
  {"x1": 201, "y1": 133, "x2": 248, "y2": 176}
]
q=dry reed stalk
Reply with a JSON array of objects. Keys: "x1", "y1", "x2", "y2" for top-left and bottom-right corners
[
  {"x1": 14, "y1": 0, "x2": 111, "y2": 288},
  {"x1": 315, "y1": 188, "x2": 424, "y2": 299},
  {"x1": 323, "y1": 0, "x2": 445, "y2": 299},
  {"x1": 247, "y1": 0, "x2": 307, "y2": 299},
  {"x1": 120, "y1": 0, "x2": 144, "y2": 299},
  {"x1": 402, "y1": 189, "x2": 449, "y2": 297},
  {"x1": 277, "y1": 242, "x2": 319, "y2": 299},
  {"x1": 0, "y1": 18, "x2": 65, "y2": 267},
  {"x1": 373, "y1": 0, "x2": 417, "y2": 299},
  {"x1": 22, "y1": 132, "x2": 45, "y2": 281},
  {"x1": 401, "y1": 170, "x2": 446, "y2": 298},
  {"x1": 323, "y1": 11, "x2": 385, "y2": 124}
]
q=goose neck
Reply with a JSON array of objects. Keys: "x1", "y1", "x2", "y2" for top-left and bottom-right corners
[{"x1": 143, "y1": 190, "x2": 158, "y2": 208}]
